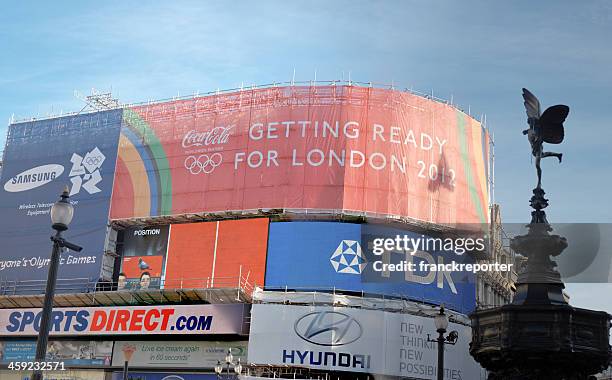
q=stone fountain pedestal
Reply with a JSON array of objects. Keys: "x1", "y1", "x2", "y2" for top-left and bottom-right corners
[{"x1": 470, "y1": 189, "x2": 611, "y2": 380}]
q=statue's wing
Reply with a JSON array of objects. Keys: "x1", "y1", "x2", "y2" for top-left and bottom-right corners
[
  {"x1": 522, "y1": 88, "x2": 541, "y2": 118},
  {"x1": 540, "y1": 105, "x2": 569, "y2": 144}
]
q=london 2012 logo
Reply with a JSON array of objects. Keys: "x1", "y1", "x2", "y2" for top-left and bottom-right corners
[
  {"x1": 182, "y1": 126, "x2": 233, "y2": 175},
  {"x1": 68, "y1": 147, "x2": 106, "y2": 196},
  {"x1": 294, "y1": 311, "x2": 363, "y2": 346}
]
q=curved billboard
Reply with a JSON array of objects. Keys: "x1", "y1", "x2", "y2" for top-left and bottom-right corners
[
  {"x1": 110, "y1": 86, "x2": 490, "y2": 225},
  {"x1": 265, "y1": 221, "x2": 476, "y2": 314}
]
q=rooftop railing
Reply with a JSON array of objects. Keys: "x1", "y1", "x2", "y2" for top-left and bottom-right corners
[
  {"x1": 0, "y1": 275, "x2": 254, "y2": 297},
  {"x1": 10, "y1": 80, "x2": 486, "y2": 125}
]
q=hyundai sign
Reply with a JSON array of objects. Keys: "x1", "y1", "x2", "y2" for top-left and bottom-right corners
[
  {"x1": 248, "y1": 304, "x2": 484, "y2": 379},
  {"x1": 0, "y1": 111, "x2": 123, "y2": 292},
  {"x1": 265, "y1": 222, "x2": 476, "y2": 313}
]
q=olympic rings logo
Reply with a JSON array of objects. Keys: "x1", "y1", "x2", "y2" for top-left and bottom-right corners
[
  {"x1": 184, "y1": 153, "x2": 223, "y2": 174},
  {"x1": 85, "y1": 156, "x2": 103, "y2": 166}
]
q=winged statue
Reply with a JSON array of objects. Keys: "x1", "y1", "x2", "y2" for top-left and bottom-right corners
[{"x1": 522, "y1": 88, "x2": 569, "y2": 189}]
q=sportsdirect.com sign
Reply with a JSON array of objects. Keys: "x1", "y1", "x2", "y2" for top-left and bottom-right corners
[{"x1": 0, "y1": 304, "x2": 248, "y2": 336}]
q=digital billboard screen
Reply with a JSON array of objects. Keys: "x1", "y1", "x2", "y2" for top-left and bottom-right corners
[
  {"x1": 111, "y1": 341, "x2": 247, "y2": 368},
  {"x1": 119, "y1": 226, "x2": 170, "y2": 290},
  {"x1": 0, "y1": 340, "x2": 112, "y2": 366},
  {"x1": 265, "y1": 221, "x2": 476, "y2": 314},
  {"x1": 163, "y1": 218, "x2": 269, "y2": 289}
]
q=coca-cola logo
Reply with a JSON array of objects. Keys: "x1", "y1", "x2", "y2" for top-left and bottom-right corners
[{"x1": 182, "y1": 126, "x2": 233, "y2": 148}]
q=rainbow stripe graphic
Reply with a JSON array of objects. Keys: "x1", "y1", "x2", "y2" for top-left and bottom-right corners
[
  {"x1": 116, "y1": 109, "x2": 172, "y2": 217},
  {"x1": 456, "y1": 111, "x2": 489, "y2": 224}
]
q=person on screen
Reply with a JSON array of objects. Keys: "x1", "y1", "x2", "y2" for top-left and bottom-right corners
[
  {"x1": 117, "y1": 273, "x2": 128, "y2": 290},
  {"x1": 46, "y1": 342, "x2": 61, "y2": 360},
  {"x1": 139, "y1": 272, "x2": 151, "y2": 290}
]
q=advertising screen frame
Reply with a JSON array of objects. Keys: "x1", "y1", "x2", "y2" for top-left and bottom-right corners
[{"x1": 265, "y1": 221, "x2": 477, "y2": 314}]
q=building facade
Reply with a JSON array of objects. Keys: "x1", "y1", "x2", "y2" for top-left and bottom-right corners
[
  {"x1": 0, "y1": 83, "x2": 510, "y2": 380},
  {"x1": 475, "y1": 204, "x2": 518, "y2": 310}
]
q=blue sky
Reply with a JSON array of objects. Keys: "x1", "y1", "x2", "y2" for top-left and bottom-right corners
[{"x1": 1, "y1": 1, "x2": 611, "y2": 309}]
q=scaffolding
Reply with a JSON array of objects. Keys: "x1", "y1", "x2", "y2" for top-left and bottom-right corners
[
  {"x1": 12, "y1": 79, "x2": 485, "y2": 127},
  {"x1": 74, "y1": 88, "x2": 121, "y2": 112}
]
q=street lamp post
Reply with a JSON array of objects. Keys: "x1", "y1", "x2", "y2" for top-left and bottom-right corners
[
  {"x1": 427, "y1": 306, "x2": 458, "y2": 380},
  {"x1": 31, "y1": 187, "x2": 82, "y2": 380},
  {"x1": 121, "y1": 344, "x2": 136, "y2": 380},
  {"x1": 214, "y1": 349, "x2": 243, "y2": 379}
]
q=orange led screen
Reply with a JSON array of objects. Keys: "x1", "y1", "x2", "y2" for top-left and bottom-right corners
[{"x1": 164, "y1": 218, "x2": 269, "y2": 289}]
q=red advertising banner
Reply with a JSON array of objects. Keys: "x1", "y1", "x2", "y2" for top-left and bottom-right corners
[
  {"x1": 111, "y1": 86, "x2": 489, "y2": 225},
  {"x1": 164, "y1": 218, "x2": 269, "y2": 288}
]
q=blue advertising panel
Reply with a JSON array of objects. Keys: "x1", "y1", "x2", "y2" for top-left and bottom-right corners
[
  {"x1": 0, "y1": 340, "x2": 36, "y2": 361},
  {"x1": 265, "y1": 222, "x2": 476, "y2": 314},
  {"x1": 0, "y1": 110, "x2": 123, "y2": 292},
  {"x1": 0, "y1": 340, "x2": 112, "y2": 366}
]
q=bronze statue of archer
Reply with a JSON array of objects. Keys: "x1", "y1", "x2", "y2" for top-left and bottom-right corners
[{"x1": 522, "y1": 88, "x2": 569, "y2": 189}]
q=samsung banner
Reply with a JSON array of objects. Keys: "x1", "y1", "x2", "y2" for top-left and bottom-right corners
[
  {"x1": 248, "y1": 304, "x2": 484, "y2": 379},
  {"x1": 111, "y1": 341, "x2": 247, "y2": 368},
  {"x1": 0, "y1": 304, "x2": 248, "y2": 336},
  {"x1": 265, "y1": 222, "x2": 476, "y2": 314},
  {"x1": 0, "y1": 111, "x2": 123, "y2": 292}
]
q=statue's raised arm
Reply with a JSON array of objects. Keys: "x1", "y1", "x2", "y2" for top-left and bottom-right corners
[{"x1": 522, "y1": 88, "x2": 569, "y2": 190}]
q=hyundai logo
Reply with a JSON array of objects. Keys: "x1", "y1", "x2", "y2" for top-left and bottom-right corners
[{"x1": 294, "y1": 311, "x2": 362, "y2": 346}]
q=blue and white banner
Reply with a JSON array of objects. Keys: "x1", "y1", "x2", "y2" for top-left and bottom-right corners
[
  {"x1": 0, "y1": 110, "x2": 123, "y2": 292},
  {"x1": 265, "y1": 222, "x2": 476, "y2": 313},
  {"x1": 248, "y1": 304, "x2": 484, "y2": 379}
]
